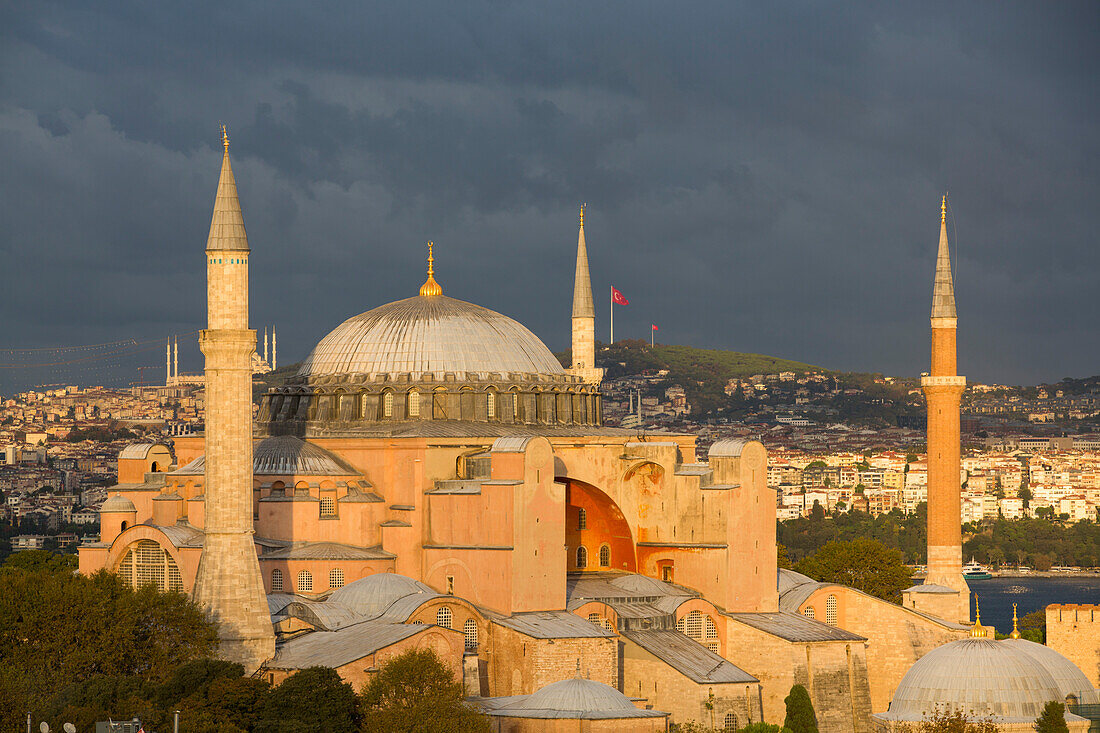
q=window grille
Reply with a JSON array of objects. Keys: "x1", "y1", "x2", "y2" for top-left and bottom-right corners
[
  {"x1": 512, "y1": 391, "x2": 519, "y2": 418},
  {"x1": 599, "y1": 544, "x2": 610, "y2": 567},
  {"x1": 329, "y1": 568, "x2": 345, "y2": 589},
  {"x1": 803, "y1": 606, "x2": 815, "y2": 619},
  {"x1": 676, "y1": 617, "x2": 686, "y2": 634},
  {"x1": 116, "y1": 540, "x2": 181, "y2": 592},
  {"x1": 685, "y1": 610, "x2": 703, "y2": 638},
  {"x1": 603, "y1": 619, "x2": 614, "y2": 632},
  {"x1": 437, "y1": 606, "x2": 453, "y2": 629},
  {"x1": 578, "y1": 508, "x2": 587, "y2": 530},
  {"x1": 464, "y1": 619, "x2": 478, "y2": 651},
  {"x1": 320, "y1": 496, "x2": 336, "y2": 516},
  {"x1": 297, "y1": 570, "x2": 313, "y2": 592},
  {"x1": 271, "y1": 568, "x2": 284, "y2": 592},
  {"x1": 705, "y1": 616, "x2": 718, "y2": 640},
  {"x1": 576, "y1": 546, "x2": 587, "y2": 569},
  {"x1": 588, "y1": 613, "x2": 602, "y2": 626},
  {"x1": 724, "y1": 713, "x2": 738, "y2": 732},
  {"x1": 487, "y1": 393, "x2": 496, "y2": 418},
  {"x1": 826, "y1": 595, "x2": 838, "y2": 625},
  {"x1": 117, "y1": 548, "x2": 134, "y2": 587},
  {"x1": 408, "y1": 390, "x2": 420, "y2": 417},
  {"x1": 167, "y1": 562, "x2": 183, "y2": 592},
  {"x1": 383, "y1": 392, "x2": 394, "y2": 417}
]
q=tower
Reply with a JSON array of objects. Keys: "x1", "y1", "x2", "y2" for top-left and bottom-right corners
[
  {"x1": 190, "y1": 127, "x2": 275, "y2": 670},
  {"x1": 568, "y1": 205, "x2": 604, "y2": 384},
  {"x1": 905, "y1": 196, "x2": 970, "y2": 623}
]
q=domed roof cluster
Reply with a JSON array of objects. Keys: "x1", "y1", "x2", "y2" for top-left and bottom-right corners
[
  {"x1": 298, "y1": 295, "x2": 566, "y2": 382},
  {"x1": 881, "y1": 636, "x2": 1097, "y2": 724}
]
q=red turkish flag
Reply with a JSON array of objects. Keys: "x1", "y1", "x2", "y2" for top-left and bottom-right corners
[
  {"x1": 651, "y1": 324, "x2": 658, "y2": 331},
  {"x1": 612, "y1": 287, "x2": 629, "y2": 305}
]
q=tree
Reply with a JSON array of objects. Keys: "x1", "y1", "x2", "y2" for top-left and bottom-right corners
[
  {"x1": 360, "y1": 649, "x2": 489, "y2": 733},
  {"x1": 2, "y1": 549, "x2": 76, "y2": 573},
  {"x1": 1034, "y1": 701, "x2": 1069, "y2": 733},
  {"x1": 783, "y1": 684, "x2": 818, "y2": 733},
  {"x1": 1019, "y1": 608, "x2": 1046, "y2": 643},
  {"x1": 777, "y1": 544, "x2": 792, "y2": 570},
  {"x1": 260, "y1": 667, "x2": 359, "y2": 733},
  {"x1": 740, "y1": 724, "x2": 793, "y2": 733},
  {"x1": 794, "y1": 538, "x2": 912, "y2": 603},
  {"x1": 907, "y1": 709, "x2": 1000, "y2": 732}
]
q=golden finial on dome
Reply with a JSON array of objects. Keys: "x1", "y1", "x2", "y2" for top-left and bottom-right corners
[
  {"x1": 970, "y1": 597, "x2": 986, "y2": 638},
  {"x1": 419, "y1": 241, "x2": 443, "y2": 297},
  {"x1": 221, "y1": 124, "x2": 229, "y2": 152},
  {"x1": 579, "y1": 203, "x2": 586, "y2": 228},
  {"x1": 941, "y1": 193, "x2": 947, "y2": 223},
  {"x1": 1010, "y1": 603, "x2": 1021, "y2": 639}
]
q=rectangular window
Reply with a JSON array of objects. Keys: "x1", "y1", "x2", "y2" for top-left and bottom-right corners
[
  {"x1": 446, "y1": 575, "x2": 454, "y2": 594},
  {"x1": 408, "y1": 391, "x2": 420, "y2": 417},
  {"x1": 487, "y1": 393, "x2": 496, "y2": 419},
  {"x1": 320, "y1": 496, "x2": 336, "y2": 516}
]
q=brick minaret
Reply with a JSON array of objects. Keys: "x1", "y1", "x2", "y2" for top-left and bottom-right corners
[
  {"x1": 568, "y1": 205, "x2": 604, "y2": 385},
  {"x1": 906, "y1": 196, "x2": 970, "y2": 623},
  {"x1": 191, "y1": 128, "x2": 275, "y2": 670}
]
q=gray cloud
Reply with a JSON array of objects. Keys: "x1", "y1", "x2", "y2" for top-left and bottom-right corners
[{"x1": 0, "y1": 0, "x2": 1097, "y2": 392}]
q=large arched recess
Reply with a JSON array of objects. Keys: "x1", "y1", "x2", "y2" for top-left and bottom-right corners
[{"x1": 564, "y1": 478, "x2": 637, "y2": 573}]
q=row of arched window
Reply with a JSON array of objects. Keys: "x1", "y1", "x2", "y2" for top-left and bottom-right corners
[
  {"x1": 270, "y1": 568, "x2": 345, "y2": 593},
  {"x1": 574, "y1": 544, "x2": 611, "y2": 569},
  {"x1": 434, "y1": 606, "x2": 479, "y2": 652},
  {"x1": 801, "y1": 594, "x2": 839, "y2": 626},
  {"x1": 676, "y1": 609, "x2": 720, "y2": 654}
]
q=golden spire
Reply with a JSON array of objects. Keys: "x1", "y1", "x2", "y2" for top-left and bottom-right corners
[
  {"x1": 970, "y1": 598, "x2": 986, "y2": 638},
  {"x1": 419, "y1": 241, "x2": 443, "y2": 297},
  {"x1": 579, "y1": 203, "x2": 585, "y2": 228},
  {"x1": 1010, "y1": 603, "x2": 1021, "y2": 639},
  {"x1": 941, "y1": 193, "x2": 947, "y2": 223},
  {"x1": 221, "y1": 124, "x2": 229, "y2": 152}
]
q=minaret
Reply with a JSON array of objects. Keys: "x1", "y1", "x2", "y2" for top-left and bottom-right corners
[
  {"x1": 166, "y1": 340, "x2": 171, "y2": 386},
  {"x1": 173, "y1": 336, "x2": 178, "y2": 380},
  {"x1": 906, "y1": 195, "x2": 970, "y2": 623},
  {"x1": 567, "y1": 205, "x2": 604, "y2": 385},
  {"x1": 190, "y1": 126, "x2": 274, "y2": 671}
]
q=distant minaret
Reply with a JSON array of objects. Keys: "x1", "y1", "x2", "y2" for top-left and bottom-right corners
[
  {"x1": 173, "y1": 336, "x2": 178, "y2": 380},
  {"x1": 906, "y1": 195, "x2": 970, "y2": 624},
  {"x1": 190, "y1": 126, "x2": 275, "y2": 671},
  {"x1": 166, "y1": 340, "x2": 171, "y2": 385},
  {"x1": 272, "y1": 326, "x2": 277, "y2": 370},
  {"x1": 568, "y1": 205, "x2": 604, "y2": 385}
]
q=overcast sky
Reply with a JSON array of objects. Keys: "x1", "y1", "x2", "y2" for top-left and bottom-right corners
[{"x1": 1, "y1": 1, "x2": 1096, "y2": 392}]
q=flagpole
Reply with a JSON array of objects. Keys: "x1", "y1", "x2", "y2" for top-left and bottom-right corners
[{"x1": 610, "y1": 286, "x2": 614, "y2": 345}]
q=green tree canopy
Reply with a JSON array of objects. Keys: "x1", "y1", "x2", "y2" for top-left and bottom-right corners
[
  {"x1": 260, "y1": 667, "x2": 359, "y2": 733},
  {"x1": 794, "y1": 538, "x2": 913, "y2": 603},
  {"x1": 783, "y1": 684, "x2": 818, "y2": 733},
  {"x1": 1034, "y1": 701, "x2": 1070, "y2": 733},
  {"x1": 360, "y1": 648, "x2": 489, "y2": 733}
]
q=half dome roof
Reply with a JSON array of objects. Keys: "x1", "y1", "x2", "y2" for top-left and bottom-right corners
[{"x1": 297, "y1": 295, "x2": 566, "y2": 381}]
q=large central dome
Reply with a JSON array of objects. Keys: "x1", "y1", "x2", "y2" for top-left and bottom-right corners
[{"x1": 298, "y1": 295, "x2": 566, "y2": 380}]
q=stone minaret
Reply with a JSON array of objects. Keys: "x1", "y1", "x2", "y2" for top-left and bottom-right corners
[
  {"x1": 568, "y1": 205, "x2": 604, "y2": 385},
  {"x1": 190, "y1": 127, "x2": 274, "y2": 671},
  {"x1": 906, "y1": 196, "x2": 970, "y2": 623}
]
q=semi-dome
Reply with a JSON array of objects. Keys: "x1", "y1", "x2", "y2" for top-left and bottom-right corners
[
  {"x1": 327, "y1": 572, "x2": 438, "y2": 618},
  {"x1": 882, "y1": 637, "x2": 1074, "y2": 722},
  {"x1": 495, "y1": 677, "x2": 666, "y2": 719},
  {"x1": 298, "y1": 295, "x2": 565, "y2": 381},
  {"x1": 100, "y1": 494, "x2": 137, "y2": 513}
]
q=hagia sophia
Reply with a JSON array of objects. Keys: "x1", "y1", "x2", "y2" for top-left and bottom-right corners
[{"x1": 78, "y1": 134, "x2": 1100, "y2": 731}]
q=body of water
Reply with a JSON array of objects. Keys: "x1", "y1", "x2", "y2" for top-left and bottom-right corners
[{"x1": 967, "y1": 576, "x2": 1100, "y2": 634}]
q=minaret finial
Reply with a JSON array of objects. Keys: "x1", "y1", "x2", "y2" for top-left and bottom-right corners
[
  {"x1": 221, "y1": 124, "x2": 229, "y2": 152},
  {"x1": 970, "y1": 598, "x2": 986, "y2": 638},
  {"x1": 1010, "y1": 603, "x2": 1021, "y2": 639},
  {"x1": 419, "y1": 241, "x2": 443, "y2": 296},
  {"x1": 579, "y1": 203, "x2": 585, "y2": 228},
  {"x1": 941, "y1": 193, "x2": 947, "y2": 223}
]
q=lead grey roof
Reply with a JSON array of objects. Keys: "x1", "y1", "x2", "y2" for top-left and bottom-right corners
[
  {"x1": 327, "y1": 573, "x2": 439, "y2": 618},
  {"x1": 119, "y1": 443, "x2": 168, "y2": 460},
  {"x1": 492, "y1": 436, "x2": 536, "y2": 453},
  {"x1": 1003, "y1": 639, "x2": 1099, "y2": 705},
  {"x1": 206, "y1": 148, "x2": 249, "y2": 251},
  {"x1": 881, "y1": 638, "x2": 1068, "y2": 722},
  {"x1": 566, "y1": 572, "x2": 695, "y2": 609},
  {"x1": 725, "y1": 611, "x2": 865, "y2": 642},
  {"x1": 494, "y1": 611, "x2": 617, "y2": 639},
  {"x1": 267, "y1": 621, "x2": 424, "y2": 671},
  {"x1": 171, "y1": 436, "x2": 359, "y2": 477},
  {"x1": 931, "y1": 208, "x2": 956, "y2": 319},
  {"x1": 709, "y1": 438, "x2": 751, "y2": 458},
  {"x1": 99, "y1": 494, "x2": 137, "y2": 513},
  {"x1": 260, "y1": 542, "x2": 394, "y2": 561},
  {"x1": 488, "y1": 678, "x2": 666, "y2": 720},
  {"x1": 621, "y1": 630, "x2": 758, "y2": 684},
  {"x1": 297, "y1": 295, "x2": 567, "y2": 381},
  {"x1": 571, "y1": 221, "x2": 595, "y2": 319}
]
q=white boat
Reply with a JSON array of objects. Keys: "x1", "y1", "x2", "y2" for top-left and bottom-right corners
[{"x1": 963, "y1": 559, "x2": 993, "y2": 580}]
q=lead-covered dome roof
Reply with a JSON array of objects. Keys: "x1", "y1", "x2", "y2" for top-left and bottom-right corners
[{"x1": 298, "y1": 295, "x2": 565, "y2": 381}]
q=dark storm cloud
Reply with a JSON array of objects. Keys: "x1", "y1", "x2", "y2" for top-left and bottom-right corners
[{"x1": 1, "y1": 0, "x2": 1097, "y2": 391}]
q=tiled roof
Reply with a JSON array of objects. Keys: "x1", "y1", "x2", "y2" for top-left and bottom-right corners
[
  {"x1": 267, "y1": 621, "x2": 424, "y2": 670},
  {"x1": 260, "y1": 542, "x2": 394, "y2": 561},
  {"x1": 494, "y1": 611, "x2": 617, "y2": 639},
  {"x1": 621, "y1": 630, "x2": 758, "y2": 684},
  {"x1": 725, "y1": 611, "x2": 865, "y2": 642}
]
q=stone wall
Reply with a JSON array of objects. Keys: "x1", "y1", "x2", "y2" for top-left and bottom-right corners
[
  {"x1": 487, "y1": 623, "x2": 617, "y2": 697},
  {"x1": 1048, "y1": 604, "x2": 1100, "y2": 687}
]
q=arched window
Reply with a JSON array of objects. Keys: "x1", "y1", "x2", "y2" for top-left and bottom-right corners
[
  {"x1": 705, "y1": 616, "x2": 718, "y2": 641},
  {"x1": 603, "y1": 618, "x2": 614, "y2": 632},
  {"x1": 464, "y1": 619, "x2": 478, "y2": 651},
  {"x1": 588, "y1": 613, "x2": 602, "y2": 626},
  {"x1": 486, "y1": 392, "x2": 496, "y2": 419},
  {"x1": 115, "y1": 540, "x2": 183, "y2": 592},
  {"x1": 676, "y1": 616, "x2": 686, "y2": 634},
  {"x1": 826, "y1": 594, "x2": 838, "y2": 626},
  {"x1": 685, "y1": 610, "x2": 703, "y2": 638},
  {"x1": 436, "y1": 606, "x2": 453, "y2": 629},
  {"x1": 329, "y1": 568, "x2": 345, "y2": 589},
  {"x1": 297, "y1": 570, "x2": 313, "y2": 592},
  {"x1": 803, "y1": 606, "x2": 815, "y2": 620},
  {"x1": 408, "y1": 390, "x2": 420, "y2": 417},
  {"x1": 512, "y1": 391, "x2": 520, "y2": 420},
  {"x1": 578, "y1": 508, "x2": 587, "y2": 530},
  {"x1": 724, "y1": 712, "x2": 738, "y2": 732},
  {"x1": 271, "y1": 568, "x2": 284, "y2": 592},
  {"x1": 599, "y1": 544, "x2": 610, "y2": 567},
  {"x1": 576, "y1": 545, "x2": 588, "y2": 569},
  {"x1": 383, "y1": 391, "x2": 394, "y2": 418}
]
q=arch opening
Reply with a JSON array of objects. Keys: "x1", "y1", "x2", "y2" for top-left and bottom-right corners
[{"x1": 564, "y1": 478, "x2": 637, "y2": 573}]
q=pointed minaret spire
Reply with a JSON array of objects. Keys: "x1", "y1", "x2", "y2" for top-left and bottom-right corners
[
  {"x1": 572, "y1": 205, "x2": 595, "y2": 319},
  {"x1": 207, "y1": 125, "x2": 249, "y2": 253},
  {"x1": 931, "y1": 194, "x2": 956, "y2": 320}
]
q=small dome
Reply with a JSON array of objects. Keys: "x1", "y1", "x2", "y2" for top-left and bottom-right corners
[
  {"x1": 327, "y1": 573, "x2": 437, "y2": 618},
  {"x1": 100, "y1": 494, "x2": 137, "y2": 514},
  {"x1": 1003, "y1": 639, "x2": 1099, "y2": 705},
  {"x1": 495, "y1": 678, "x2": 665, "y2": 719},
  {"x1": 252, "y1": 435, "x2": 358, "y2": 476},
  {"x1": 885, "y1": 638, "x2": 1068, "y2": 721},
  {"x1": 297, "y1": 295, "x2": 565, "y2": 381}
]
